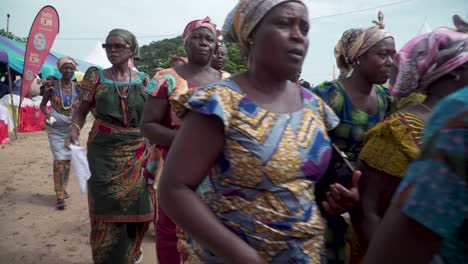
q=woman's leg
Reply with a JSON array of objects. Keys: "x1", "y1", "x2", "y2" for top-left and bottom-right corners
[
  {"x1": 62, "y1": 160, "x2": 71, "y2": 198},
  {"x1": 156, "y1": 207, "x2": 180, "y2": 264},
  {"x1": 53, "y1": 160, "x2": 69, "y2": 209},
  {"x1": 90, "y1": 220, "x2": 132, "y2": 264},
  {"x1": 129, "y1": 221, "x2": 150, "y2": 263}
]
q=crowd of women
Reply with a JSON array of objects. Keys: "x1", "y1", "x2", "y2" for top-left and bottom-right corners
[{"x1": 38, "y1": 0, "x2": 467, "y2": 263}]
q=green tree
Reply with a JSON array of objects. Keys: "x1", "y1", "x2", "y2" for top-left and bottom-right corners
[
  {"x1": 135, "y1": 36, "x2": 247, "y2": 76},
  {"x1": 0, "y1": 28, "x2": 27, "y2": 42},
  {"x1": 224, "y1": 43, "x2": 247, "y2": 74},
  {"x1": 135, "y1": 36, "x2": 184, "y2": 75}
]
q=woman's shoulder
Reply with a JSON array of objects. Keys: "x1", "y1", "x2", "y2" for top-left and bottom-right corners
[
  {"x1": 192, "y1": 79, "x2": 243, "y2": 98},
  {"x1": 84, "y1": 66, "x2": 103, "y2": 75},
  {"x1": 82, "y1": 66, "x2": 103, "y2": 83},
  {"x1": 360, "y1": 111, "x2": 423, "y2": 177},
  {"x1": 367, "y1": 111, "x2": 423, "y2": 137},
  {"x1": 313, "y1": 80, "x2": 342, "y2": 94},
  {"x1": 301, "y1": 86, "x2": 341, "y2": 130}
]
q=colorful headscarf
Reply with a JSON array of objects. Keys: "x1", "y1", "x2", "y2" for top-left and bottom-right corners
[
  {"x1": 182, "y1": 17, "x2": 217, "y2": 46},
  {"x1": 107, "y1": 28, "x2": 140, "y2": 59},
  {"x1": 335, "y1": 11, "x2": 393, "y2": 75},
  {"x1": 390, "y1": 27, "x2": 468, "y2": 97},
  {"x1": 56, "y1": 57, "x2": 78, "y2": 70},
  {"x1": 222, "y1": 0, "x2": 306, "y2": 54},
  {"x1": 169, "y1": 55, "x2": 188, "y2": 67}
]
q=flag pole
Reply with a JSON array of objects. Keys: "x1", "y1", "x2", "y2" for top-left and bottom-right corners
[{"x1": 6, "y1": 65, "x2": 18, "y2": 139}]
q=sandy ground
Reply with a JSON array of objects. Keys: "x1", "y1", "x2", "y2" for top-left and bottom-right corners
[{"x1": 0, "y1": 121, "x2": 157, "y2": 264}]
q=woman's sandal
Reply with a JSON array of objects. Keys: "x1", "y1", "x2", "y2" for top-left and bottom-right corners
[
  {"x1": 132, "y1": 247, "x2": 143, "y2": 264},
  {"x1": 56, "y1": 199, "x2": 66, "y2": 210}
]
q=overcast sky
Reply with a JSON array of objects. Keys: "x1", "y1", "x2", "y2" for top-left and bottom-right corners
[{"x1": 2, "y1": 0, "x2": 466, "y2": 84}]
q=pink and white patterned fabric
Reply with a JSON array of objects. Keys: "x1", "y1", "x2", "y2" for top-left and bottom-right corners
[{"x1": 390, "y1": 28, "x2": 468, "y2": 97}]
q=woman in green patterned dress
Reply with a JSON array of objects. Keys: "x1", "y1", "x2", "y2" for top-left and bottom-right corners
[{"x1": 68, "y1": 29, "x2": 152, "y2": 264}]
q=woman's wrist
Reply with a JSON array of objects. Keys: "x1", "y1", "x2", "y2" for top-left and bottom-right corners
[{"x1": 70, "y1": 123, "x2": 81, "y2": 131}]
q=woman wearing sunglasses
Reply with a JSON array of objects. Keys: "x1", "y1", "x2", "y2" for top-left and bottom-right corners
[{"x1": 68, "y1": 28, "x2": 152, "y2": 264}]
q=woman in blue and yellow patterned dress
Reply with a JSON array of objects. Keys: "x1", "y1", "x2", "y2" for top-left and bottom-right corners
[
  {"x1": 68, "y1": 29, "x2": 152, "y2": 264},
  {"x1": 158, "y1": 0, "x2": 360, "y2": 263},
  {"x1": 40, "y1": 57, "x2": 80, "y2": 210}
]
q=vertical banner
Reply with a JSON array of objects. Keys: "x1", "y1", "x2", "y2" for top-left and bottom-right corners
[{"x1": 20, "y1": 5, "x2": 60, "y2": 106}]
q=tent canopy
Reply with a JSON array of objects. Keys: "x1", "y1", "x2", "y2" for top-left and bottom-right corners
[
  {"x1": 84, "y1": 41, "x2": 112, "y2": 69},
  {"x1": 0, "y1": 48, "x2": 8, "y2": 64},
  {"x1": 0, "y1": 35, "x2": 95, "y2": 78}
]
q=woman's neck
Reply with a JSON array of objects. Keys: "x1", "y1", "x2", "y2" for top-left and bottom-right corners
[
  {"x1": 247, "y1": 67, "x2": 289, "y2": 95},
  {"x1": 60, "y1": 78, "x2": 72, "y2": 86},
  {"x1": 111, "y1": 63, "x2": 130, "y2": 75},
  {"x1": 423, "y1": 78, "x2": 464, "y2": 108},
  {"x1": 184, "y1": 62, "x2": 212, "y2": 73},
  {"x1": 59, "y1": 78, "x2": 73, "y2": 88},
  {"x1": 342, "y1": 75, "x2": 374, "y2": 95}
]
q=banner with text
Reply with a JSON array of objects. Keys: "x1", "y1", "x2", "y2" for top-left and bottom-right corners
[{"x1": 20, "y1": 5, "x2": 60, "y2": 106}]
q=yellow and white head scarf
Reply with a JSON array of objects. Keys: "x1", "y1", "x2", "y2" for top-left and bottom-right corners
[
  {"x1": 56, "y1": 57, "x2": 78, "y2": 70},
  {"x1": 334, "y1": 11, "x2": 393, "y2": 76}
]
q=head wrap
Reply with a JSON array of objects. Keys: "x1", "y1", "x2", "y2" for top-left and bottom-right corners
[
  {"x1": 390, "y1": 27, "x2": 468, "y2": 97},
  {"x1": 453, "y1": 15, "x2": 468, "y2": 33},
  {"x1": 222, "y1": 0, "x2": 306, "y2": 54},
  {"x1": 334, "y1": 11, "x2": 393, "y2": 75},
  {"x1": 182, "y1": 17, "x2": 217, "y2": 46},
  {"x1": 107, "y1": 28, "x2": 140, "y2": 59},
  {"x1": 56, "y1": 57, "x2": 78, "y2": 70},
  {"x1": 169, "y1": 55, "x2": 188, "y2": 67}
]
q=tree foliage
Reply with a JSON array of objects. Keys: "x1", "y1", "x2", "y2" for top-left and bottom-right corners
[
  {"x1": 135, "y1": 36, "x2": 184, "y2": 75},
  {"x1": 0, "y1": 28, "x2": 27, "y2": 43},
  {"x1": 224, "y1": 43, "x2": 247, "y2": 74},
  {"x1": 134, "y1": 36, "x2": 247, "y2": 76}
]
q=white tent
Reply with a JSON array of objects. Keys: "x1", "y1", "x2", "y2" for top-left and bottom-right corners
[
  {"x1": 418, "y1": 17, "x2": 432, "y2": 34},
  {"x1": 82, "y1": 41, "x2": 139, "y2": 71},
  {"x1": 83, "y1": 41, "x2": 112, "y2": 69}
]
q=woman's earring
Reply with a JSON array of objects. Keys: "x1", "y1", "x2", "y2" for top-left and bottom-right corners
[{"x1": 453, "y1": 74, "x2": 461, "y2": 81}]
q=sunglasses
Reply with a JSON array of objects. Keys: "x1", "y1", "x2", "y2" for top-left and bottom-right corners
[{"x1": 102, "y1": 43, "x2": 131, "y2": 51}]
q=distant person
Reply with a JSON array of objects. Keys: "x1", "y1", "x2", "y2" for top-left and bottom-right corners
[
  {"x1": 13, "y1": 77, "x2": 21, "y2": 96},
  {"x1": 68, "y1": 28, "x2": 152, "y2": 264},
  {"x1": 140, "y1": 16, "x2": 221, "y2": 264},
  {"x1": 0, "y1": 73, "x2": 13, "y2": 98},
  {"x1": 211, "y1": 37, "x2": 231, "y2": 79},
  {"x1": 40, "y1": 57, "x2": 80, "y2": 210},
  {"x1": 39, "y1": 75, "x2": 58, "y2": 96}
]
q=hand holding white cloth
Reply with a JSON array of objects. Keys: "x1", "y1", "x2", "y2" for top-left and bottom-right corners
[{"x1": 70, "y1": 144, "x2": 91, "y2": 193}]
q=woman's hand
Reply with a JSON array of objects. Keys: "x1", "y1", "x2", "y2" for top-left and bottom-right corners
[
  {"x1": 322, "y1": 170, "x2": 361, "y2": 215},
  {"x1": 66, "y1": 126, "x2": 80, "y2": 147}
]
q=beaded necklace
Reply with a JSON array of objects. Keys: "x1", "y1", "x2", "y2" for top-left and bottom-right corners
[{"x1": 110, "y1": 67, "x2": 131, "y2": 100}]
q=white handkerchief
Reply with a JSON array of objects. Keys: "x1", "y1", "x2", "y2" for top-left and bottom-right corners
[{"x1": 70, "y1": 144, "x2": 91, "y2": 193}]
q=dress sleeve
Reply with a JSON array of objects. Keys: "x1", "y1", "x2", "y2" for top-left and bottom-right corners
[
  {"x1": 380, "y1": 85, "x2": 396, "y2": 116},
  {"x1": 359, "y1": 116, "x2": 420, "y2": 178},
  {"x1": 392, "y1": 106, "x2": 468, "y2": 238},
  {"x1": 79, "y1": 67, "x2": 101, "y2": 104},
  {"x1": 172, "y1": 84, "x2": 235, "y2": 132},
  {"x1": 308, "y1": 90, "x2": 340, "y2": 131},
  {"x1": 144, "y1": 70, "x2": 177, "y2": 99},
  {"x1": 312, "y1": 81, "x2": 344, "y2": 117}
]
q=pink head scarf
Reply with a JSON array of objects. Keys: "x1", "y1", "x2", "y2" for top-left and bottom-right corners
[
  {"x1": 182, "y1": 17, "x2": 217, "y2": 46},
  {"x1": 390, "y1": 28, "x2": 468, "y2": 97}
]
